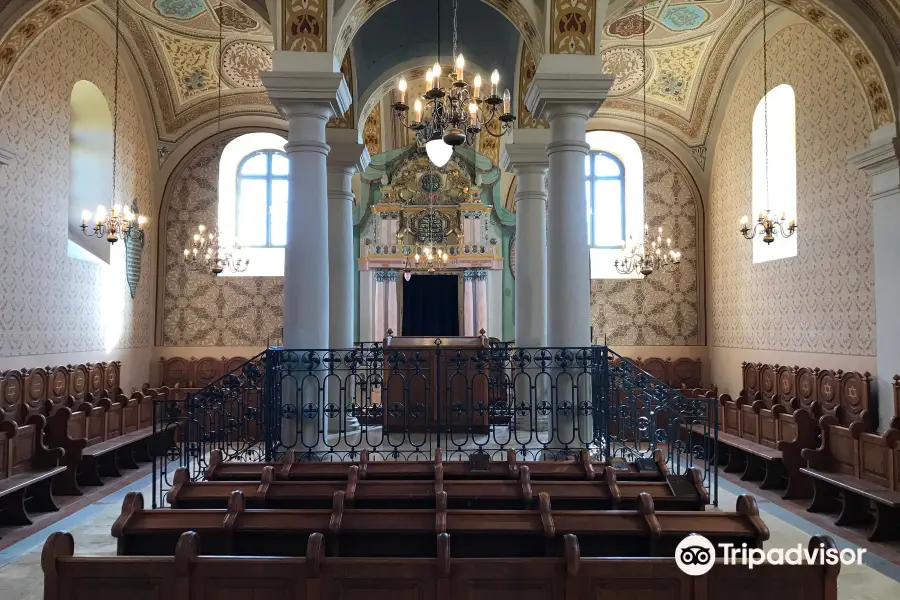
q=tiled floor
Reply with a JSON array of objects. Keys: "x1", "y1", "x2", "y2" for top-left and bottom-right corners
[{"x1": 1, "y1": 469, "x2": 899, "y2": 599}]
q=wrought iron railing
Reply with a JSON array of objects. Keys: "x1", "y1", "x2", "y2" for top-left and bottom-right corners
[{"x1": 151, "y1": 343, "x2": 718, "y2": 507}]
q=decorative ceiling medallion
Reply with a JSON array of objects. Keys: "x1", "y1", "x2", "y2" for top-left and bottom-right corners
[
  {"x1": 221, "y1": 41, "x2": 271, "y2": 88},
  {"x1": 660, "y1": 5, "x2": 710, "y2": 31},
  {"x1": 601, "y1": 46, "x2": 649, "y2": 97},
  {"x1": 608, "y1": 13, "x2": 654, "y2": 38},
  {"x1": 153, "y1": 0, "x2": 206, "y2": 20},
  {"x1": 215, "y1": 4, "x2": 260, "y2": 33},
  {"x1": 155, "y1": 28, "x2": 217, "y2": 101}
]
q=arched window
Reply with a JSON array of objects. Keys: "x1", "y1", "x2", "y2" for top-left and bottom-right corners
[
  {"x1": 68, "y1": 80, "x2": 112, "y2": 264},
  {"x1": 586, "y1": 151, "x2": 626, "y2": 249},
  {"x1": 585, "y1": 131, "x2": 644, "y2": 279},
  {"x1": 752, "y1": 84, "x2": 797, "y2": 263},
  {"x1": 235, "y1": 150, "x2": 289, "y2": 247},
  {"x1": 218, "y1": 132, "x2": 288, "y2": 276}
]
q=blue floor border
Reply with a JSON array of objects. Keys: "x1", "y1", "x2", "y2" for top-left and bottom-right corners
[
  {"x1": 719, "y1": 477, "x2": 900, "y2": 584},
  {"x1": 0, "y1": 471, "x2": 154, "y2": 568}
]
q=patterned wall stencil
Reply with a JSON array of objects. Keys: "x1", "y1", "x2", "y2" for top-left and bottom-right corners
[
  {"x1": 0, "y1": 18, "x2": 155, "y2": 356},
  {"x1": 478, "y1": 131, "x2": 500, "y2": 167},
  {"x1": 283, "y1": 0, "x2": 327, "y2": 51},
  {"x1": 709, "y1": 24, "x2": 875, "y2": 356},
  {"x1": 328, "y1": 50, "x2": 354, "y2": 128},
  {"x1": 551, "y1": 0, "x2": 595, "y2": 54},
  {"x1": 363, "y1": 104, "x2": 381, "y2": 156},
  {"x1": 220, "y1": 41, "x2": 272, "y2": 88},
  {"x1": 590, "y1": 142, "x2": 700, "y2": 346},
  {"x1": 517, "y1": 44, "x2": 547, "y2": 128},
  {"x1": 163, "y1": 136, "x2": 284, "y2": 346}
]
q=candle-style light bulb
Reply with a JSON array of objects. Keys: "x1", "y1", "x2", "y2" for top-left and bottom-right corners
[
  {"x1": 414, "y1": 98, "x2": 423, "y2": 122},
  {"x1": 81, "y1": 210, "x2": 91, "y2": 226},
  {"x1": 741, "y1": 215, "x2": 749, "y2": 225},
  {"x1": 425, "y1": 69, "x2": 434, "y2": 88},
  {"x1": 502, "y1": 89, "x2": 511, "y2": 113},
  {"x1": 468, "y1": 102, "x2": 477, "y2": 121},
  {"x1": 473, "y1": 73, "x2": 482, "y2": 97},
  {"x1": 490, "y1": 69, "x2": 500, "y2": 96},
  {"x1": 455, "y1": 54, "x2": 464, "y2": 81},
  {"x1": 432, "y1": 62, "x2": 441, "y2": 88},
  {"x1": 398, "y1": 78, "x2": 407, "y2": 104}
]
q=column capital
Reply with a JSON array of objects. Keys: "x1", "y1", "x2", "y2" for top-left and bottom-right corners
[
  {"x1": 525, "y1": 55, "x2": 614, "y2": 121},
  {"x1": 326, "y1": 128, "x2": 371, "y2": 174},
  {"x1": 261, "y1": 70, "x2": 351, "y2": 121},
  {"x1": 849, "y1": 124, "x2": 899, "y2": 200},
  {"x1": 502, "y1": 142, "x2": 549, "y2": 173}
]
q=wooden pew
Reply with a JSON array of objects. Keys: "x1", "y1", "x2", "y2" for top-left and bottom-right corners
[
  {"x1": 44, "y1": 530, "x2": 841, "y2": 600},
  {"x1": 718, "y1": 364, "x2": 870, "y2": 499},
  {"x1": 168, "y1": 463, "x2": 708, "y2": 511},
  {"x1": 112, "y1": 489, "x2": 768, "y2": 558},
  {"x1": 0, "y1": 415, "x2": 65, "y2": 527},
  {"x1": 800, "y1": 419, "x2": 900, "y2": 541},
  {"x1": 204, "y1": 447, "x2": 672, "y2": 483}
]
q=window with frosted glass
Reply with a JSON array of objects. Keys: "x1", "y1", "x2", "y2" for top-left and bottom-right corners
[
  {"x1": 585, "y1": 151, "x2": 625, "y2": 248},
  {"x1": 236, "y1": 150, "x2": 289, "y2": 247}
]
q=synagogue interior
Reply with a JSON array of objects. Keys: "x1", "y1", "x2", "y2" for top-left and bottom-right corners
[{"x1": 1, "y1": 0, "x2": 900, "y2": 598}]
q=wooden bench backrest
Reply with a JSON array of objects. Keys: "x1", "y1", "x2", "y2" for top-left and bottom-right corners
[
  {"x1": 23, "y1": 367, "x2": 48, "y2": 419},
  {"x1": 43, "y1": 531, "x2": 840, "y2": 600},
  {"x1": 101, "y1": 361, "x2": 121, "y2": 395},
  {"x1": 158, "y1": 356, "x2": 250, "y2": 389},
  {"x1": 823, "y1": 420, "x2": 857, "y2": 476},
  {"x1": 0, "y1": 369, "x2": 24, "y2": 424},
  {"x1": 68, "y1": 364, "x2": 89, "y2": 403},
  {"x1": 48, "y1": 365, "x2": 72, "y2": 416},
  {"x1": 852, "y1": 423, "x2": 900, "y2": 490},
  {"x1": 2, "y1": 415, "x2": 60, "y2": 476}
]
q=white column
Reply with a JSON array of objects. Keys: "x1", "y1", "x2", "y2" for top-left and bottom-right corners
[
  {"x1": 262, "y1": 71, "x2": 350, "y2": 454},
  {"x1": 503, "y1": 135, "x2": 550, "y2": 434},
  {"x1": 850, "y1": 124, "x2": 900, "y2": 431},
  {"x1": 327, "y1": 130, "x2": 370, "y2": 350},
  {"x1": 526, "y1": 57, "x2": 614, "y2": 451},
  {"x1": 326, "y1": 129, "x2": 369, "y2": 437}
]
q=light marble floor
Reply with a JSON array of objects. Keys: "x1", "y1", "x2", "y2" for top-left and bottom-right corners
[{"x1": 0, "y1": 472, "x2": 898, "y2": 599}]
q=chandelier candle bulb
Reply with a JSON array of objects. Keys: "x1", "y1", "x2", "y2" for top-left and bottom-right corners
[
  {"x1": 425, "y1": 69, "x2": 434, "y2": 88},
  {"x1": 398, "y1": 78, "x2": 407, "y2": 104},
  {"x1": 490, "y1": 69, "x2": 499, "y2": 96},
  {"x1": 414, "y1": 99, "x2": 423, "y2": 122},
  {"x1": 455, "y1": 54, "x2": 464, "y2": 81},
  {"x1": 502, "y1": 89, "x2": 511, "y2": 113},
  {"x1": 474, "y1": 73, "x2": 482, "y2": 97},
  {"x1": 432, "y1": 62, "x2": 441, "y2": 88}
]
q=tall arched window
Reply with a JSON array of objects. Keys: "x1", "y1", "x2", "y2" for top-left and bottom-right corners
[
  {"x1": 236, "y1": 150, "x2": 289, "y2": 247},
  {"x1": 586, "y1": 151, "x2": 626, "y2": 249},
  {"x1": 218, "y1": 132, "x2": 288, "y2": 276},
  {"x1": 68, "y1": 80, "x2": 112, "y2": 264},
  {"x1": 752, "y1": 84, "x2": 797, "y2": 263},
  {"x1": 585, "y1": 131, "x2": 644, "y2": 279}
]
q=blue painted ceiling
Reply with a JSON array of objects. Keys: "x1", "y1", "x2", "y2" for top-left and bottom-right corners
[{"x1": 352, "y1": 0, "x2": 521, "y2": 101}]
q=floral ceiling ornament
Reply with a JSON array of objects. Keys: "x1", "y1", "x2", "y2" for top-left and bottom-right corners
[
  {"x1": 221, "y1": 41, "x2": 272, "y2": 88},
  {"x1": 215, "y1": 4, "x2": 260, "y2": 32},
  {"x1": 608, "y1": 12, "x2": 653, "y2": 38},
  {"x1": 154, "y1": 0, "x2": 206, "y2": 20}
]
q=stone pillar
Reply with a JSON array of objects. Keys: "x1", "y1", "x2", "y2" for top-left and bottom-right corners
[
  {"x1": 502, "y1": 133, "x2": 550, "y2": 434},
  {"x1": 525, "y1": 57, "x2": 614, "y2": 451},
  {"x1": 850, "y1": 124, "x2": 900, "y2": 431},
  {"x1": 262, "y1": 70, "x2": 350, "y2": 454},
  {"x1": 325, "y1": 129, "x2": 369, "y2": 437}
]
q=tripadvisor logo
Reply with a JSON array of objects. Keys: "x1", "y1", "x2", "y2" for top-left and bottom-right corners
[{"x1": 675, "y1": 534, "x2": 866, "y2": 576}]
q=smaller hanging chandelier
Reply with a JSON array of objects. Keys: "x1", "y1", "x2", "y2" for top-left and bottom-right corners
[
  {"x1": 739, "y1": 0, "x2": 797, "y2": 245},
  {"x1": 402, "y1": 245, "x2": 449, "y2": 280},
  {"x1": 81, "y1": 203, "x2": 147, "y2": 244},
  {"x1": 183, "y1": 224, "x2": 248, "y2": 275},
  {"x1": 615, "y1": 223, "x2": 681, "y2": 276}
]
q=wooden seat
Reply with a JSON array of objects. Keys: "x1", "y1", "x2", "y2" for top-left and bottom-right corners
[
  {"x1": 0, "y1": 416, "x2": 65, "y2": 529},
  {"x1": 204, "y1": 447, "x2": 671, "y2": 483},
  {"x1": 112, "y1": 489, "x2": 767, "y2": 558},
  {"x1": 800, "y1": 417, "x2": 900, "y2": 541},
  {"x1": 169, "y1": 463, "x2": 708, "y2": 511},
  {"x1": 43, "y1": 529, "x2": 841, "y2": 600}
]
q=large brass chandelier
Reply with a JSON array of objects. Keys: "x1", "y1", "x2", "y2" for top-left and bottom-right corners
[
  {"x1": 739, "y1": 0, "x2": 797, "y2": 244},
  {"x1": 392, "y1": 0, "x2": 514, "y2": 168},
  {"x1": 81, "y1": 0, "x2": 148, "y2": 245},
  {"x1": 183, "y1": 225, "x2": 248, "y2": 275},
  {"x1": 182, "y1": 4, "x2": 247, "y2": 276},
  {"x1": 612, "y1": 6, "x2": 680, "y2": 278},
  {"x1": 615, "y1": 224, "x2": 681, "y2": 276}
]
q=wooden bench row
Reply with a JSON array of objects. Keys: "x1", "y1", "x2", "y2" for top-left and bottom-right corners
[
  {"x1": 715, "y1": 364, "x2": 873, "y2": 499},
  {"x1": 205, "y1": 447, "x2": 672, "y2": 482},
  {"x1": 169, "y1": 463, "x2": 708, "y2": 511},
  {"x1": 0, "y1": 361, "x2": 121, "y2": 423},
  {"x1": 112, "y1": 489, "x2": 768, "y2": 558},
  {"x1": 0, "y1": 416, "x2": 65, "y2": 529},
  {"x1": 44, "y1": 529, "x2": 841, "y2": 600},
  {"x1": 801, "y1": 416, "x2": 900, "y2": 541}
]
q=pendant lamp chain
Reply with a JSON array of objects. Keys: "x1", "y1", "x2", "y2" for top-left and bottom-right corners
[
  {"x1": 111, "y1": 0, "x2": 120, "y2": 211},
  {"x1": 762, "y1": 0, "x2": 770, "y2": 212}
]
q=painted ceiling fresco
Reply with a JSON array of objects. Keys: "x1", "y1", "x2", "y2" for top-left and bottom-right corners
[{"x1": 104, "y1": 0, "x2": 275, "y2": 144}]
